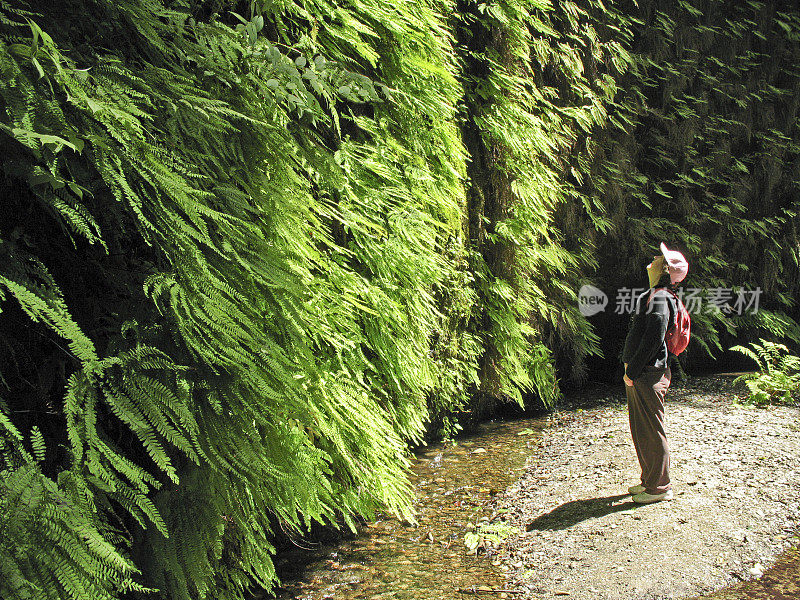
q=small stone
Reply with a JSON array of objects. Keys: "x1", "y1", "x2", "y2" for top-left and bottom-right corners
[
  {"x1": 473, "y1": 448, "x2": 487, "y2": 454},
  {"x1": 750, "y1": 564, "x2": 764, "y2": 577}
]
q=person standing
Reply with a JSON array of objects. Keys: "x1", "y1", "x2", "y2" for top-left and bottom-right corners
[{"x1": 621, "y1": 243, "x2": 688, "y2": 504}]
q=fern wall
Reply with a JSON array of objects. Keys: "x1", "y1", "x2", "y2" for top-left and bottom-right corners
[
  {"x1": 566, "y1": 0, "x2": 800, "y2": 378},
  {"x1": 455, "y1": 0, "x2": 633, "y2": 409},
  {"x1": 0, "y1": 0, "x2": 472, "y2": 597},
  {"x1": 2, "y1": 1, "x2": 799, "y2": 599}
]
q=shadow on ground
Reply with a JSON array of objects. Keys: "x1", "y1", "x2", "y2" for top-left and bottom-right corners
[{"x1": 525, "y1": 494, "x2": 639, "y2": 531}]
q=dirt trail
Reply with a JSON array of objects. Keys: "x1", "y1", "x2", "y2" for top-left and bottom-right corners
[{"x1": 496, "y1": 375, "x2": 800, "y2": 600}]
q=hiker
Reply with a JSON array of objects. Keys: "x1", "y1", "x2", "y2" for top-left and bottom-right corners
[{"x1": 621, "y1": 242, "x2": 689, "y2": 504}]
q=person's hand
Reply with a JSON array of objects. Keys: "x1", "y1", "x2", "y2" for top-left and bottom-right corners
[{"x1": 623, "y1": 363, "x2": 633, "y2": 387}]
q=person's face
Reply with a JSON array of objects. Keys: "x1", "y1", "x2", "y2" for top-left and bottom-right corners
[{"x1": 646, "y1": 255, "x2": 665, "y2": 288}]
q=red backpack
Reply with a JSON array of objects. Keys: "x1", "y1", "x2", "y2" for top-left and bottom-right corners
[{"x1": 647, "y1": 288, "x2": 691, "y2": 355}]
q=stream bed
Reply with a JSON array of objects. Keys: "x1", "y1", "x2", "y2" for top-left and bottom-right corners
[{"x1": 270, "y1": 416, "x2": 551, "y2": 599}]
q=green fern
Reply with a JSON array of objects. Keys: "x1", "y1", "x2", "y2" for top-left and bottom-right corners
[{"x1": 731, "y1": 340, "x2": 800, "y2": 405}]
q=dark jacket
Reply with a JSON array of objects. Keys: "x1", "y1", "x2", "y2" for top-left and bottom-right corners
[{"x1": 622, "y1": 287, "x2": 678, "y2": 380}]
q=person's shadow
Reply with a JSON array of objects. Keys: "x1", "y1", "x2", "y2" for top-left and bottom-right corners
[{"x1": 525, "y1": 494, "x2": 640, "y2": 531}]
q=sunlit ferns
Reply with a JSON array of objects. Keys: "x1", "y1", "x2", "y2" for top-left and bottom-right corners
[{"x1": 0, "y1": 0, "x2": 472, "y2": 598}]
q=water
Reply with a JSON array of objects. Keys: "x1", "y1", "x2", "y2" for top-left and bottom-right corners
[
  {"x1": 269, "y1": 417, "x2": 550, "y2": 599},
  {"x1": 689, "y1": 547, "x2": 800, "y2": 600}
]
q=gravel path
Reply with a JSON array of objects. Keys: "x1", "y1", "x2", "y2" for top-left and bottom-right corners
[{"x1": 495, "y1": 376, "x2": 800, "y2": 600}]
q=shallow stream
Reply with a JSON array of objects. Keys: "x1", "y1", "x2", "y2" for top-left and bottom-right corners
[{"x1": 270, "y1": 417, "x2": 550, "y2": 599}]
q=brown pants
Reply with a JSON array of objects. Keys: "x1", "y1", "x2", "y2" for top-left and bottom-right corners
[{"x1": 626, "y1": 366, "x2": 672, "y2": 494}]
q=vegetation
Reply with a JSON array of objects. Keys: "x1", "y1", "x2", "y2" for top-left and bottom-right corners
[
  {"x1": 573, "y1": 0, "x2": 800, "y2": 376},
  {"x1": 464, "y1": 521, "x2": 520, "y2": 553},
  {"x1": 732, "y1": 340, "x2": 800, "y2": 405},
  {"x1": 1, "y1": 1, "x2": 799, "y2": 599}
]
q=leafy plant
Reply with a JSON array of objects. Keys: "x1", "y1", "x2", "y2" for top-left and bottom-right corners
[
  {"x1": 464, "y1": 520, "x2": 519, "y2": 553},
  {"x1": 731, "y1": 340, "x2": 800, "y2": 405}
]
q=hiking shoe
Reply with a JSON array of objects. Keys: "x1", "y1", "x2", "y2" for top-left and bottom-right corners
[
  {"x1": 632, "y1": 489, "x2": 674, "y2": 504},
  {"x1": 628, "y1": 484, "x2": 646, "y2": 495}
]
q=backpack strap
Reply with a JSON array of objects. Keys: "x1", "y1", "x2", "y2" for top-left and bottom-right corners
[
  {"x1": 645, "y1": 287, "x2": 678, "y2": 326},
  {"x1": 662, "y1": 288, "x2": 680, "y2": 327}
]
